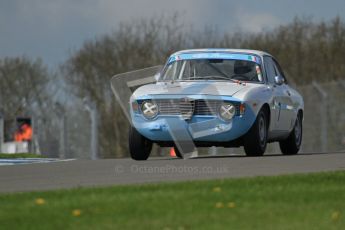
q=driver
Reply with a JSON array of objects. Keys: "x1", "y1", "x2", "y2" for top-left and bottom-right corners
[{"x1": 233, "y1": 60, "x2": 256, "y2": 81}]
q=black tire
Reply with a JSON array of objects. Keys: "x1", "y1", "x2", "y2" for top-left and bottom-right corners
[
  {"x1": 243, "y1": 108, "x2": 268, "y2": 156},
  {"x1": 173, "y1": 146, "x2": 183, "y2": 159},
  {"x1": 129, "y1": 126, "x2": 152, "y2": 160},
  {"x1": 279, "y1": 113, "x2": 302, "y2": 155}
]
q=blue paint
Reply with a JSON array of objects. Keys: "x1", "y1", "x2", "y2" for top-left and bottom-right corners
[
  {"x1": 131, "y1": 103, "x2": 256, "y2": 142},
  {"x1": 168, "y1": 52, "x2": 261, "y2": 65}
]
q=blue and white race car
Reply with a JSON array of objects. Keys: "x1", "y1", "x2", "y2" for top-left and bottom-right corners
[{"x1": 129, "y1": 49, "x2": 304, "y2": 160}]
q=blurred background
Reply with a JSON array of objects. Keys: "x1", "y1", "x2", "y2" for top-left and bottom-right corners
[{"x1": 0, "y1": 0, "x2": 345, "y2": 158}]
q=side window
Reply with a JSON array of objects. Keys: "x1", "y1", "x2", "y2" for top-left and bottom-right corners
[
  {"x1": 163, "y1": 63, "x2": 177, "y2": 80},
  {"x1": 263, "y1": 56, "x2": 276, "y2": 84},
  {"x1": 272, "y1": 59, "x2": 287, "y2": 84}
]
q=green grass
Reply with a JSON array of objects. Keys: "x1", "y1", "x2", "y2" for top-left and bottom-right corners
[
  {"x1": 0, "y1": 153, "x2": 45, "y2": 159},
  {"x1": 0, "y1": 171, "x2": 344, "y2": 230}
]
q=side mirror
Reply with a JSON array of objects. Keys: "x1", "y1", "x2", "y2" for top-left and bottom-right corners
[{"x1": 274, "y1": 75, "x2": 284, "y2": 85}]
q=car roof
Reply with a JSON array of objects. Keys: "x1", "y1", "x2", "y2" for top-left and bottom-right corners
[{"x1": 171, "y1": 48, "x2": 272, "y2": 57}]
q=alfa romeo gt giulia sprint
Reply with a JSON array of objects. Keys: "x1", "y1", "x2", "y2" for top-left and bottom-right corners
[{"x1": 128, "y1": 49, "x2": 304, "y2": 160}]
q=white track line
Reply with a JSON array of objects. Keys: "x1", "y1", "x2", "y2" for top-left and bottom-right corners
[{"x1": 0, "y1": 158, "x2": 75, "y2": 166}]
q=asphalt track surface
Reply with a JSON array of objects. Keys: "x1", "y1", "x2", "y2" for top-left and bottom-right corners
[{"x1": 0, "y1": 152, "x2": 344, "y2": 193}]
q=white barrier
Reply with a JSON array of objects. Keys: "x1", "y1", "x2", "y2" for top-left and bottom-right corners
[{"x1": 1, "y1": 141, "x2": 29, "y2": 154}]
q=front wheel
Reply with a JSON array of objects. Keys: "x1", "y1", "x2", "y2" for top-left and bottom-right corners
[
  {"x1": 129, "y1": 126, "x2": 152, "y2": 160},
  {"x1": 279, "y1": 113, "x2": 302, "y2": 155},
  {"x1": 243, "y1": 109, "x2": 268, "y2": 156}
]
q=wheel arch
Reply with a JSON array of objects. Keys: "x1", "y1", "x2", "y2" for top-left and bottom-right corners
[
  {"x1": 298, "y1": 109, "x2": 303, "y2": 120},
  {"x1": 261, "y1": 103, "x2": 271, "y2": 130}
]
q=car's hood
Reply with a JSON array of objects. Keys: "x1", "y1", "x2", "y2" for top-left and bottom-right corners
[{"x1": 132, "y1": 81, "x2": 251, "y2": 99}]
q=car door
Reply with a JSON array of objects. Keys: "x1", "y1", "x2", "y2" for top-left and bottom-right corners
[
  {"x1": 272, "y1": 59, "x2": 295, "y2": 131},
  {"x1": 263, "y1": 56, "x2": 291, "y2": 132},
  {"x1": 263, "y1": 56, "x2": 281, "y2": 132}
]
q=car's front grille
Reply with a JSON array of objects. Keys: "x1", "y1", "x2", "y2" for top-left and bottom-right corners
[
  {"x1": 154, "y1": 99, "x2": 239, "y2": 117},
  {"x1": 194, "y1": 100, "x2": 220, "y2": 115}
]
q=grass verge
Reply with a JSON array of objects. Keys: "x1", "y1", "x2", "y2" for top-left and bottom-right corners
[
  {"x1": 0, "y1": 171, "x2": 344, "y2": 230},
  {"x1": 0, "y1": 153, "x2": 45, "y2": 159}
]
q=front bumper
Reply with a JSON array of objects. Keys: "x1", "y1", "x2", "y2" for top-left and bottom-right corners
[{"x1": 132, "y1": 111, "x2": 256, "y2": 142}]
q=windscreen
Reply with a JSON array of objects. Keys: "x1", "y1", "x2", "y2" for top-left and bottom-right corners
[{"x1": 161, "y1": 58, "x2": 263, "y2": 83}]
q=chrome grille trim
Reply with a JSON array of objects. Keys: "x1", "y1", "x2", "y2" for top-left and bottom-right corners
[
  {"x1": 153, "y1": 99, "x2": 240, "y2": 117},
  {"x1": 179, "y1": 98, "x2": 195, "y2": 119}
]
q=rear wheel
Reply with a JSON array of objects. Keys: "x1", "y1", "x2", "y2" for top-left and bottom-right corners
[
  {"x1": 279, "y1": 113, "x2": 302, "y2": 155},
  {"x1": 129, "y1": 126, "x2": 152, "y2": 160},
  {"x1": 243, "y1": 109, "x2": 268, "y2": 156}
]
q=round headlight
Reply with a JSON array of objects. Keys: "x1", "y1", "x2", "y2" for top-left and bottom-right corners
[
  {"x1": 219, "y1": 102, "x2": 236, "y2": 121},
  {"x1": 141, "y1": 101, "x2": 158, "y2": 119}
]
